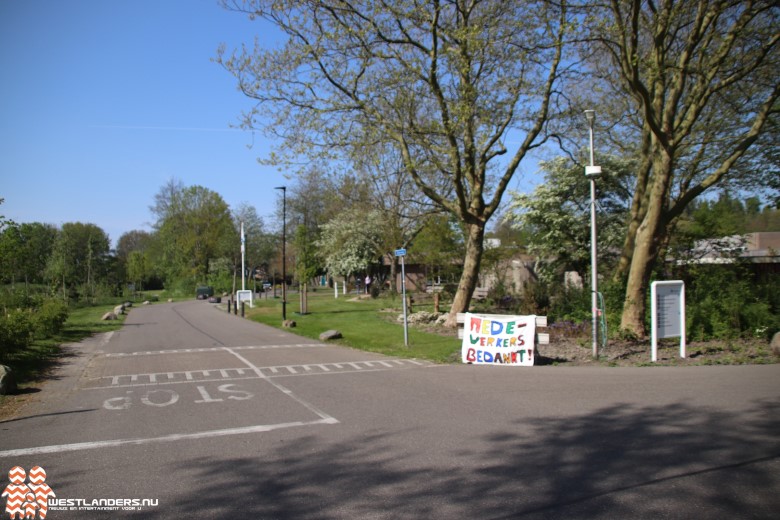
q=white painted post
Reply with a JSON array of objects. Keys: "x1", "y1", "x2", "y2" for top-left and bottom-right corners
[{"x1": 240, "y1": 221, "x2": 246, "y2": 291}]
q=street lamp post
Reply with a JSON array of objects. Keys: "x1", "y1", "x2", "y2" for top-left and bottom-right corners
[
  {"x1": 584, "y1": 110, "x2": 602, "y2": 359},
  {"x1": 274, "y1": 186, "x2": 287, "y2": 321}
]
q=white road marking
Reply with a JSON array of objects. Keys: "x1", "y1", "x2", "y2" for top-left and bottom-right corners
[
  {"x1": 222, "y1": 347, "x2": 337, "y2": 425},
  {"x1": 3, "y1": 349, "x2": 437, "y2": 457},
  {"x1": 105, "y1": 344, "x2": 324, "y2": 357},
  {"x1": 0, "y1": 418, "x2": 339, "y2": 458},
  {"x1": 86, "y1": 359, "x2": 433, "y2": 389},
  {"x1": 99, "y1": 331, "x2": 114, "y2": 348}
]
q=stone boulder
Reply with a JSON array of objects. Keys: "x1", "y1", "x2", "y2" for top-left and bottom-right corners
[
  {"x1": 283, "y1": 320, "x2": 297, "y2": 328},
  {"x1": 319, "y1": 330, "x2": 342, "y2": 341},
  {"x1": 101, "y1": 312, "x2": 117, "y2": 321},
  {"x1": 0, "y1": 365, "x2": 17, "y2": 395},
  {"x1": 113, "y1": 304, "x2": 125, "y2": 315},
  {"x1": 771, "y1": 331, "x2": 780, "y2": 357}
]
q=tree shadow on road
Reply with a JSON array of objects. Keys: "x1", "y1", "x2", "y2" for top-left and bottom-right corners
[{"x1": 154, "y1": 399, "x2": 779, "y2": 519}]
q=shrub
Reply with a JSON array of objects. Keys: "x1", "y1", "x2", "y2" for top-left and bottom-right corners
[
  {"x1": 0, "y1": 309, "x2": 35, "y2": 360},
  {"x1": 740, "y1": 302, "x2": 778, "y2": 340},
  {"x1": 548, "y1": 284, "x2": 590, "y2": 323},
  {"x1": 33, "y1": 299, "x2": 69, "y2": 337},
  {"x1": 517, "y1": 280, "x2": 551, "y2": 316}
]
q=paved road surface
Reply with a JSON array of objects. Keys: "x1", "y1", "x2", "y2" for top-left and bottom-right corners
[{"x1": 1, "y1": 300, "x2": 778, "y2": 519}]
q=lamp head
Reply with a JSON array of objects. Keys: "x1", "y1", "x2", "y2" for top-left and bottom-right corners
[{"x1": 584, "y1": 110, "x2": 595, "y2": 124}]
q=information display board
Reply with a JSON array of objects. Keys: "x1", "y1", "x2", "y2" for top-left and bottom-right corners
[
  {"x1": 650, "y1": 281, "x2": 686, "y2": 362},
  {"x1": 236, "y1": 289, "x2": 253, "y2": 308}
]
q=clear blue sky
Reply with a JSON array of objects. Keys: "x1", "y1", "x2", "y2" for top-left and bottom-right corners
[{"x1": 0, "y1": 0, "x2": 287, "y2": 246}]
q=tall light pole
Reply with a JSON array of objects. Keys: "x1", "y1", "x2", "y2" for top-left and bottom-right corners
[
  {"x1": 584, "y1": 110, "x2": 602, "y2": 359},
  {"x1": 274, "y1": 186, "x2": 287, "y2": 321}
]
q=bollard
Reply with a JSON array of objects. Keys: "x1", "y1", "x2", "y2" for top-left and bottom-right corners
[
  {"x1": 241, "y1": 301, "x2": 245, "y2": 317},
  {"x1": 233, "y1": 300, "x2": 238, "y2": 315},
  {"x1": 227, "y1": 300, "x2": 231, "y2": 313}
]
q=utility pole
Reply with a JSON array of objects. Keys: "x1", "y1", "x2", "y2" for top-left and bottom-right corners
[
  {"x1": 584, "y1": 110, "x2": 602, "y2": 359},
  {"x1": 275, "y1": 186, "x2": 287, "y2": 321}
]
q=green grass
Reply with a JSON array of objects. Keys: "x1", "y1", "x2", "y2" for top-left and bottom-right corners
[{"x1": 246, "y1": 291, "x2": 460, "y2": 363}]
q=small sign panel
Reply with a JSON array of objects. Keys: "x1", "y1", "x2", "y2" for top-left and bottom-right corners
[
  {"x1": 236, "y1": 289, "x2": 253, "y2": 308},
  {"x1": 656, "y1": 284, "x2": 682, "y2": 338},
  {"x1": 394, "y1": 248, "x2": 406, "y2": 257}
]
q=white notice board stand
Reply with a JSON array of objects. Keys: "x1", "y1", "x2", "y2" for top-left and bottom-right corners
[
  {"x1": 236, "y1": 289, "x2": 253, "y2": 308},
  {"x1": 651, "y1": 281, "x2": 685, "y2": 362}
]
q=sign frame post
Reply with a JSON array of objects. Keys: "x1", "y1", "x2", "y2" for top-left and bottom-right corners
[
  {"x1": 395, "y1": 248, "x2": 408, "y2": 347},
  {"x1": 651, "y1": 280, "x2": 686, "y2": 362}
]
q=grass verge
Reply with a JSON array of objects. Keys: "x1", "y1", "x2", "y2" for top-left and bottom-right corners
[{"x1": 245, "y1": 291, "x2": 460, "y2": 363}]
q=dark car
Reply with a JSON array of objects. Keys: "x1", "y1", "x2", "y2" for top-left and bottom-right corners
[
  {"x1": 207, "y1": 295, "x2": 221, "y2": 303},
  {"x1": 196, "y1": 286, "x2": 214, "y2": 300}
]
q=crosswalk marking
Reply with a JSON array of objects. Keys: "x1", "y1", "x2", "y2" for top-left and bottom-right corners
[
  {"x1": 105, "y1": 344, "x2": 325, "y2": 357},
  {"x1": 87, "y1": 358, "x2": 432, "y2": 389}
]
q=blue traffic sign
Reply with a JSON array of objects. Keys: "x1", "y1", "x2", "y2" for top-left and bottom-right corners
[{"x1": 394, "y1": 248, "x2": 406, "y2": 257}]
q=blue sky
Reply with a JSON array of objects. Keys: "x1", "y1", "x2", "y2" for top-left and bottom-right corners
[
  {"x1": 1, "y1": 0, "x2": 553, "y2": 249},
  {"x1": 0, "y1": 0, "x2": 287, "y2": 246}
]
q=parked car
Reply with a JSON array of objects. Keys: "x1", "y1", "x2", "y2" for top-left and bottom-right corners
[
  {"x1": 207, "y1": 295, "x2": 221, "y2": 303},
  {"x1": 196, "y1": 286, "x2": 214, "y2": 300}
]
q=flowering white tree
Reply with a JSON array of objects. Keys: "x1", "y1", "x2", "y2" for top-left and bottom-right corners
[
  {"x1": 505, "y1": 155, "x2": 636, "y2": 281},
  {"x1": 316, "y1": 209, "x2": 385, "y2": 294}
]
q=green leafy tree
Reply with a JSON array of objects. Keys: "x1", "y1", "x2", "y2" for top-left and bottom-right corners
[
  {"x1": 126, "y1": 250, "x2": 149, "y2": 292},
  {"x1": 0, "y1": 223, "x2": 22, "y2": 286},
  {"x1": 45, "y1": 222, "x2": 111, "y2": 302},
  {"x1": 409, "y1": 214, "x2": 464, "y2": 288},
  {"x1": 581, "y1": 0, "x2": 779, "y2": 337},
  {"x1": 116, "y1": 230, "x2": 160, "y2": 291},
  {"x1": 17, "y1": 223, "x2": 59, "y2": 287},
  {"x1": 116, "y1": 230, "x2": 154, "y2": 263},
  {"x1": 151, "y1": 182, "x2": 237, "y2": 291},
  {"x1": 218, "y1": 0, "x2": 571, "y2": 325},
  {"x1": 294, "y1": 224, "x2": 321, "y2": 286}
]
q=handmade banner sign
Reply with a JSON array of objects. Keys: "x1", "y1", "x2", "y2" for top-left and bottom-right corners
[{"x1": 461, "y1": 313, "x2": 536, "y2": 366}]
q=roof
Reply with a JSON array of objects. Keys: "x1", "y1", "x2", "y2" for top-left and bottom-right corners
[{"x1": 676, "y1": 232, "x2": 780, "y2": 265}]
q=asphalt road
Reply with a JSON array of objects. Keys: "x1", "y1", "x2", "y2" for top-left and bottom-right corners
[{"x1": 1, "y1": 300, "x2": 778, "y2": 519}]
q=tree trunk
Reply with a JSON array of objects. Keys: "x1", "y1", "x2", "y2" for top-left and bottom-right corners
[
  {"x1": 613, "y1": 133, "x2": 653, "y2": 283},
  {"x1": 389, "y1": 254, "x2": 398, "y2": 295},
  {"x1": 620, "y1": 152, "x2": 672, "y2": 337},
  {"x1": 444, "y1": 222, "x2": 485, "y2": 327}
]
